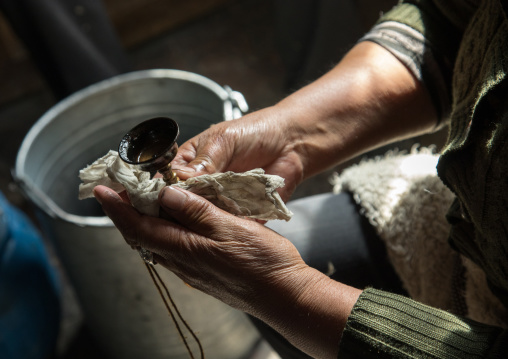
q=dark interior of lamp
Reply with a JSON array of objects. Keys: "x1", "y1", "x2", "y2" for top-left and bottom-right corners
[{"x1": 118, "y1": 117, "x2": 179, "y2": 166}]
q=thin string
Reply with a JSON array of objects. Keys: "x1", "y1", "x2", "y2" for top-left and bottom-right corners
[
  {"x1": 144, "y1": 262, "x2": 194, "y2": 358},
  {"x1": 144, "y1": 261, "x2": 204, "y2": 359},
  {"x1": 151, "y1": 266, "x2": 205, "y2": 359}
]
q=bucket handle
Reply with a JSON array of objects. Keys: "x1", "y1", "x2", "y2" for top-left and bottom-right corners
[{"x1": 223, "y1": 86, "x2": 249, "y2": 120}]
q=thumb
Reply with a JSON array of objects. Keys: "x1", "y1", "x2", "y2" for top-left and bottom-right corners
[
  {"x1": 159, "y1": 186, "x2": 228, "y2": 235},
  {"x1": 171, "y1": 141, "x2": 227, "y2": 180}
]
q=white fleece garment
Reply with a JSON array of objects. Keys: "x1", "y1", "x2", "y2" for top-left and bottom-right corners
[{"x1": 331, "y1": 146, "x2": 507, "y2": 327}]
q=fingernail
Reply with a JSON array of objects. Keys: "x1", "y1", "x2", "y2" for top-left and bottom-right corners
[
  {"x1": 194, "y1": 163, "x2": 205, "y2": 173},
  {"x1": 160, "y1": 186, "x2": 187, "y2": 211},
  {"x1": 172, "y1": 167, "x2": 193, "y2": 173},
  {"x1": 93, "y1": 188, "x2": 118, "y2": 205}
]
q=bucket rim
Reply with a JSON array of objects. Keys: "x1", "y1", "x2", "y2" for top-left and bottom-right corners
[{"x1": 14, "y1": 69, "x2": 235, "y2": 226}]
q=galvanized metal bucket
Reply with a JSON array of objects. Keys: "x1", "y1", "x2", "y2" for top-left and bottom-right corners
[{"x1": 15, "y1": 69, "x2": 258, "y2": 359}]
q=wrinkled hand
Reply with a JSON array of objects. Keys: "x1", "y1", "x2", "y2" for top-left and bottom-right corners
[
  {"x1": 171, "y1": 107, "x2": 305, "y2": 202},
  {"x1": 93, "y1": 184, "x2": 312, "y2": 315},
  {"x1": 94, "y1": 176, "x2": 360, "y2": 359}
]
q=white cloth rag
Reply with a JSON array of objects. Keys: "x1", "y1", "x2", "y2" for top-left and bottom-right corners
[{"x1": 78, "y1": 150, "x2": 293, "y2": 221}]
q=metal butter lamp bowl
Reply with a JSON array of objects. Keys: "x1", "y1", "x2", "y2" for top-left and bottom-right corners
[{"x1": 118, "y1": 117, "x2": 180, "y2": 184}]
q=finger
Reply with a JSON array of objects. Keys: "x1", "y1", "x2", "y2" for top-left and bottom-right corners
[
  {"x1": 93, "y1": 185, "x2": 123, "y2": 205},
  {"x1": 93, "y1": 186, "x2": 144, "y2": 247},
  {"x1": 172, "y1": 132, "x2": 233, "y2": 179},
  {"x1": 159, "y1": 186, "x2": 233, "y2": 238},
  {"x1": 94, "y1": 186, "x2": 187, "y2": 257},
  {"x1": 172, "y1": 148, "x2": 220, "y2": 179}
]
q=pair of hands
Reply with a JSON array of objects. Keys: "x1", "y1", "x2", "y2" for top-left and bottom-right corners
[
  {"x1": 94, "y1": 41, "x2": 436, "y2": 358},
  {"x1": 93, "y1": 107, "x2": 348, "y2": 357},
  {"x1": 94, "y1": 102, "x2": 361, "y2": 358},
  {"x1": 94, "y1": 108, "x2": 312, "y2": 313}
]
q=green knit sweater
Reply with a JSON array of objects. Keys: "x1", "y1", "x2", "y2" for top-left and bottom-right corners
[{"x1": 338, "y1": 1, "x2": 508, "y2": 357}]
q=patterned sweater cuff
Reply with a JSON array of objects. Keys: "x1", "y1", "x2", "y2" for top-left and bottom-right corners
[{"x1": 338, "y1": 288, "x2": 506, "y2": 358}]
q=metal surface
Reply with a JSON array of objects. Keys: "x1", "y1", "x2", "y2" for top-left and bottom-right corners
[
  {"x1": 118, "y1": 117, "x2": 180, "y2": 183},
  {"x1": 16, "y1": 69, "x2": 247, "y2": 226},
  {"x1": 14, "y1": 69, "x2": 257, "y2": 359}
]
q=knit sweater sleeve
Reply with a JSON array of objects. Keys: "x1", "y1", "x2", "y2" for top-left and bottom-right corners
[{"x1": 338, "y1": 288, "x2": 508, "y2": 358}]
